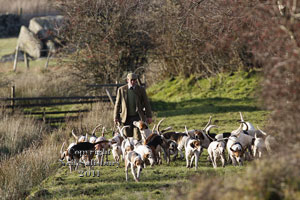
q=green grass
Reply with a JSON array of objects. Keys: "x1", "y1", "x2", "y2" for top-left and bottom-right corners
[
  {"x1": 27, "y1": 151, "x2": 246, "y2": 200},
  {"x1": 26, "y1": 69, "x2": 269, "y2": 200},
  {"x1": 0, "y1": 37, "x2": 58, "y2": 72},
  {"x1": 0, "y1": 37, "x2": 17, "y2": 57},
  {"x1": 148, "y1": 70, "x2": 267, "y2": 133}
]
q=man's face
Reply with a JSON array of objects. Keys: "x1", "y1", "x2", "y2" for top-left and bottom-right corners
[{"x1": 127, "y1": 78, "x2": 137, "y2": 87}]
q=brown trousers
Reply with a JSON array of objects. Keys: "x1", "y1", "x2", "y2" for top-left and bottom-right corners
[{"x1": 123, "y1": 115, "x2": 141, "y2": 141}]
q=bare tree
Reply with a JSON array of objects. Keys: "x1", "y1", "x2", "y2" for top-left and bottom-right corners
[{"x1": 55, "y1": 0, "x2": 157, "y2": 86}]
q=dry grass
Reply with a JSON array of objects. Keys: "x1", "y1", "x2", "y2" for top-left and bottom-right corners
[
  {"x1": 171, "y1": 145, "x2": 300, "y2": 200},
  {"x1": 0, "y1": 138, "x2": 60, "y2": 200},
  {"x1": 0, "y1": 63, "x2": 83, "y2": 98},
  {"x1": 0, "y1": 101, "x2": 115, "y2": 200},
  {"x1": 0, "y1": 109, "x2": 47, "y2": 161},
  {"x1": 0, "y1": 0, "x2": 59, "y2": 22}
]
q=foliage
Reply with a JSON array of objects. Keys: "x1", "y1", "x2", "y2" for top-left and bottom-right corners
[
  {"x1": 55, "y1": 0, "x2": 158, "y2": 85},
  {"x1": 210, "y1": 0, "x2": 300, "y2": 145},
  {"x1": 171, "y1": 149, "x2": 300, "y2": 200}
]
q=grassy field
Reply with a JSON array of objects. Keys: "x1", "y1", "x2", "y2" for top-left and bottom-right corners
[
  {"x1": 0, "y1": 37, "x2": 58, "y2": 73},
  {"x1": 25, "y1": 70, "x2": 269, "y2": 200}
]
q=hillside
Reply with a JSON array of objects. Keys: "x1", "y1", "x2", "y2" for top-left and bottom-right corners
[
  {"x1": 148, "y1": 70, "x2": 268, "y2": 133},
  {"x1": 25, "y1": 70, "x2": 270, "y2": 200}
]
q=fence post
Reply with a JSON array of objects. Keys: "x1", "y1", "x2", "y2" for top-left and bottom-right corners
[
  {"x1": 45, "y1": 47, "x2": 52, "y2": 69},
  {"x1": 13, "y1": 45, "x2": 19, "y2": 72},
  {"x1": 105, "y1": 89, "x2": 115, "y2": 107},
  {"x1": 43, "y1": 108, "x2": 46, "y2": 122},
  {"x1": 18, "y1": 7, "x2": 22, "y2": 17},
  {"x1": 11, "y1": 86, "x2": 15, "y2": 111},
  {"x1": 24, "y1": 53, "x2": 29, "y2": 69}
]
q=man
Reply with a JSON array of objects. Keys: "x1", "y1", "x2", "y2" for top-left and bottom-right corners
[{"x1": 113, "y1": 73, "x2": 152, "y2": 140}]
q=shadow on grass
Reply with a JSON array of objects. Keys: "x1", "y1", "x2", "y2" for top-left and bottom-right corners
[{"x1": 150, "y1": 97, "x2": 261, "y2": 117}]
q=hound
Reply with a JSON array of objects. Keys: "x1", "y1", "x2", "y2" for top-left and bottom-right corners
[
  {"x1": 227, "y1": 136, "x2": 245, "y2": 166},
  {"x1": 95, "y1": 126, "x2": 110, "y2": 165},
  {"x1": 168, "y1": 140, "x2": 179, "y2": 161},
  {"x1": 133, "y1": 120, "x2": 152, "y2": 142},
  {"x1": 134, "y1": 118, "x2": 171, "y2": 143},
  {"x1": 72, "y1": 129, "x2": 88, "y2": 143},
  {"x1": 134, "y1": 143, "x2": 155, "y2": 167},
  {"x1": 185, "y1": 138, "x2": 203, "y2": 170},
  {"x1": 184, "y1": 126, "x2": 203, "y2": 170},
  {"x1": 207, "y1": 140, "x2": 226, "y2": 168},
  {"x1": 125, "y1": 151, "x2": 143, "y2": 182},
  {"x1": 111, "y1": 143, "x2": 122, "y2": 163},
  {"x1": 255, "y1": 126, "x2": 276, "y2": 156},
  {"x1": 232, "y1": 123, "x2": 255, "y2": 160},
  {"x1": 89, "y1": 124, "x2": 102, "y2": 143},
  {"x1": 68, "y1": 140, "x2": 110, "y2": 169},
  {"x1": 253, "y1": 133, "x2": 266, "y2": 158},
  {"x1": 118, "y1": 125, "x2": 139, "y2": 161},
  {"x1": 60, "y1": 142, "x2": 78, "y2": 172},
  {"x1": 215, "y1": 112, "x2": 260, "y2": 141},
  {"x1": 110, "y1": 128, "x2": 126, "y2": 163},
  {"x1": 188, "y1": 116, "x2": 218, "y2": 149},
  {"x1": 144, "y1": 132, "x2": 170, "y2": 165},
  {"x1": 162, "y1": 131, "x2": 188, "y2": 160}
]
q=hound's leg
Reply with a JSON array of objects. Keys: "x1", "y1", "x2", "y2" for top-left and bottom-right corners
[
  {"x1": 208, "y1": 152, "x2": 214, "y2": 167},
  {"x1": 220, "y1": 154, "x2": 225, "y2": 168},
  {"x1": 136, "y1": 166, "x2": 142, "y2": 181},
  {"x1": 213, "y1": 154, "x2": 218, "y2": 168},
  {"x1": 194, "y1": 153, "x2": 199, "y2": 170},
  {"x1": 230, "y1": 154, "x2": 237, "y2": 166},
  {"x1": 172, "y1": 150, "x2": 178, "y2": 161},
  {"x1": 190, "y1": 155, "x2": 195, "y2": 168},
  {"x1": 125, "y1": 160, "x2": 130, "y2": 181},
  {"x1": 131, "y1": 164, "x2": 139, "y2": 182},
  {"x1": 185, "y1": 152, "x2": 190, "y2": 168}
]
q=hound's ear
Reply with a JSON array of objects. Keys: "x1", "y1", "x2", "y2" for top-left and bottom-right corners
[
  {"x1": 197, "y1": 131, "x2": 205, "y2": 140},
  {"x1": 230, "y1": 147, "x2": 236, "y2": 152},
  {"x1": 142, "y1": 122, "x2": 148, "y2": 130},
  {"x1": 190, "y1": 142, "x2": 195, "y2": 148}
]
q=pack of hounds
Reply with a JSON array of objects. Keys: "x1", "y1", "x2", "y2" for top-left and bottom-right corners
[{"x1": 60, "y1": 112, "x2": 276, "y2": 182}]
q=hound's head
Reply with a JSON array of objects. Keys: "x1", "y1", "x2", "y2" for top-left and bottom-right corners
[
  {"x1": 133, "y1": 155, "x2": 144, "y2": 169},
  {"x1": 143, "y1": 152, "x2": 155, "y2": 166},
  {"x1": 168, "y1": 140, "x2": 178, "y2": 154},
  {"x1": 60, "y1": 150, "x2": 69, "y2": 161},
  {"x1": 133, "y1": 121, "x2": 148, "y2": 130},
  {"x1": 89, "y1": 136, "x2": 97, "y2": 144},
  {"x1": 125, "y1": 145, "x2": 134, "y2": 153},
  {"x1": 78, "y1": 135, "x2": 88, "y2": 143},
  {"x1": 190, "y1": 140, "x2": 202, "y2": 153},
  {"x1": 60, "y1": 142, "x2": 73, "y2": 161},
  {"x1": 230, "y1": 143, "x2": 244, "y2": 164},
  {"x1": 194, "y1": 130, "x2": 205, "y2": 140},
  {"x1": 217, "y1": 142, "x2": 226, "y2": 154}
]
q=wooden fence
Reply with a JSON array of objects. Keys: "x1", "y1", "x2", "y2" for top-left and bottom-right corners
[{"x1": 0, "y1": 84, "x2": 124, "y2": 125}]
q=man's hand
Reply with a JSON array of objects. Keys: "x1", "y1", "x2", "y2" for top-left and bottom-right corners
[{"x1": 147, "y1": 118, "x2": 152, "y2": 124}]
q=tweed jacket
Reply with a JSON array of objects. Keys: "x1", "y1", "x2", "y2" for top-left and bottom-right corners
[{"x1": 114, "y1": 84, "x2": 152, "y2": 124}]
